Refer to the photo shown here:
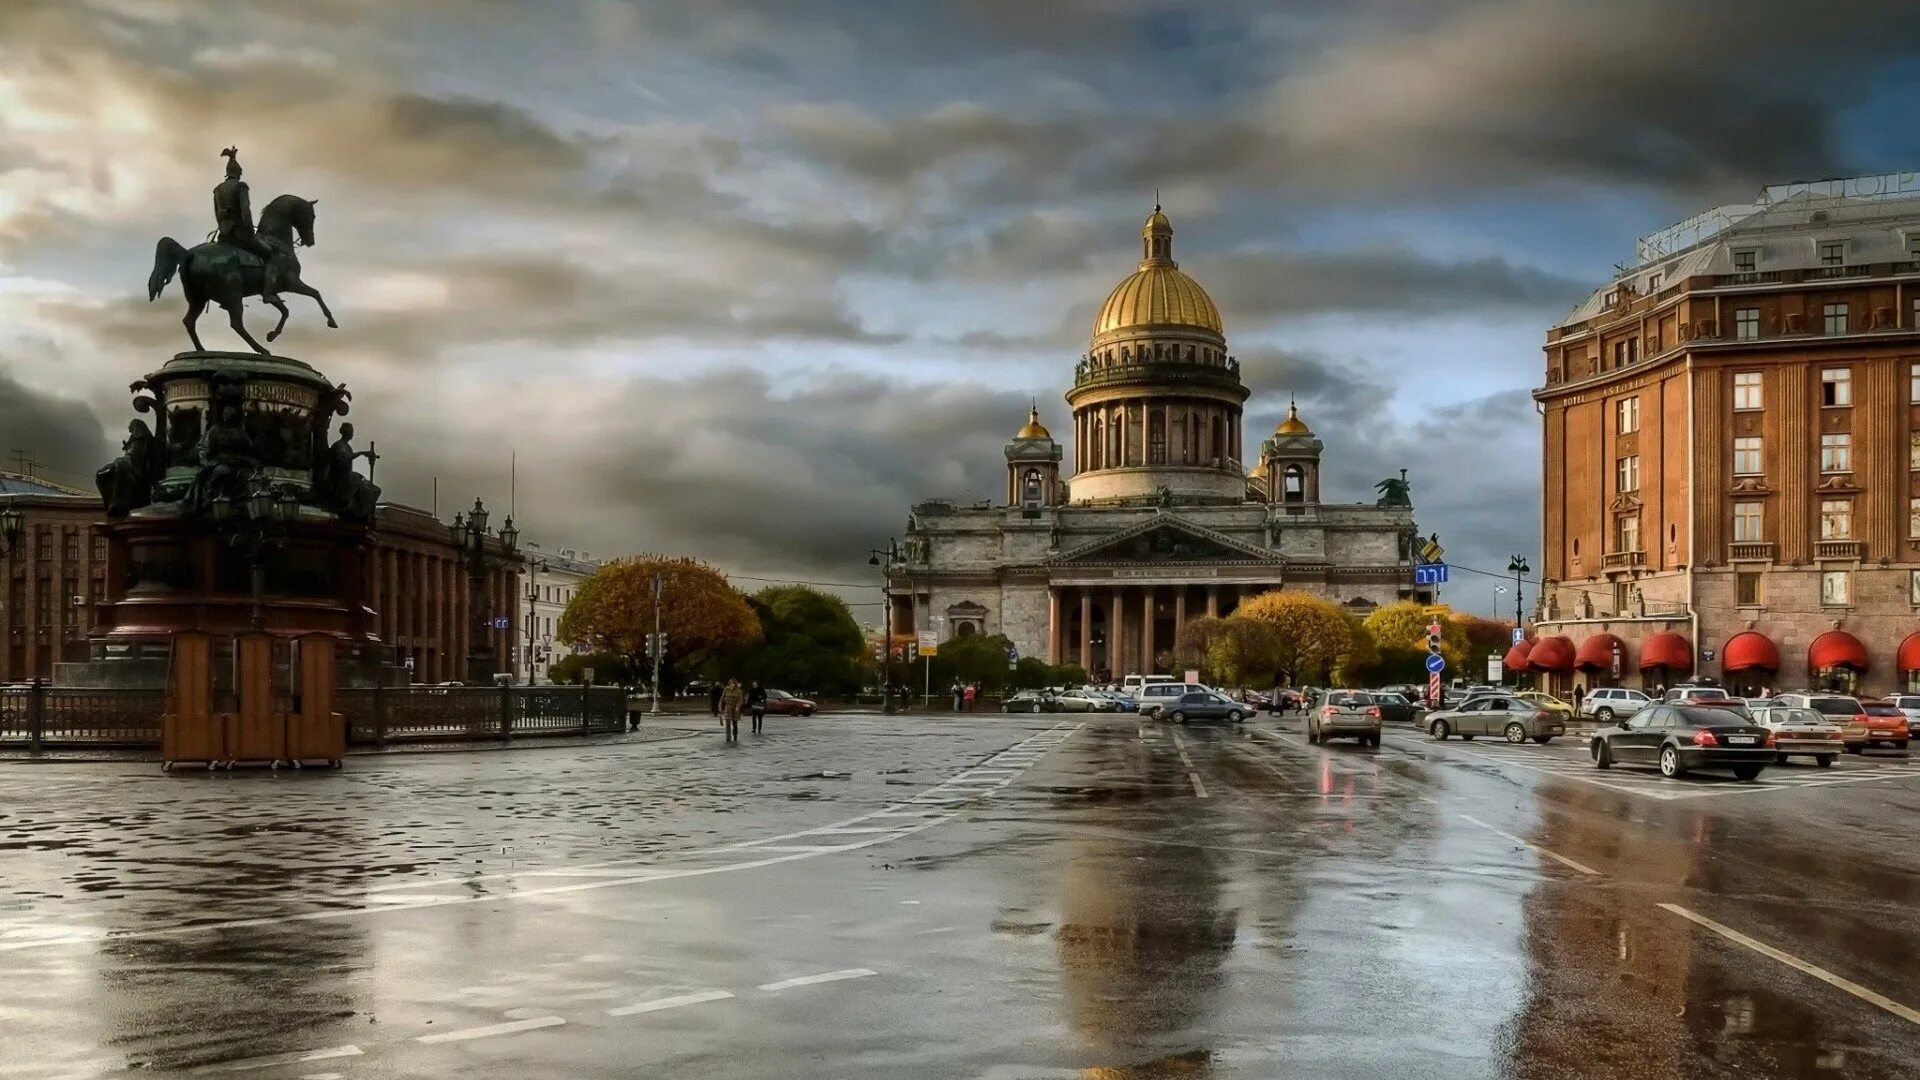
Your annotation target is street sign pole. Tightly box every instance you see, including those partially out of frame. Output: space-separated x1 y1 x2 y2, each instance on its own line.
649 572 663 716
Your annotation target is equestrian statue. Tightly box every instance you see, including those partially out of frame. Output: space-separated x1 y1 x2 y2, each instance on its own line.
147 148 337 355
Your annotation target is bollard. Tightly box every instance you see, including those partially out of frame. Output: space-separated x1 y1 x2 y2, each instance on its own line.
372 682 389 747
28 677 46 754
499 683 513 740
580 685 592 732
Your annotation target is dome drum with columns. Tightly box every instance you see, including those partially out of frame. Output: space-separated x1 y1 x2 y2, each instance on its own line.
887 206 1425 681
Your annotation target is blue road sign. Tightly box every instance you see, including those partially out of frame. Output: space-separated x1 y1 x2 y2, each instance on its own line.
1005 643 1019 661
1414 563 1449 585
1511 627 1525 646
492 616 510 630
1425 653 1447 674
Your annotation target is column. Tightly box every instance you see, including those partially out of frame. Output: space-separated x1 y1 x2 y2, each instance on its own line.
1079 590 1092 674
1047 588 1062 664
1174 588 1187 641
1110 585 1126 676
1141 587 1157 673
1205 585 1219 618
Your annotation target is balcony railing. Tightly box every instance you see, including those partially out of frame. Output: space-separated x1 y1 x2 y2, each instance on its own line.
1728 541 1774 561
1817 540 1864 559
1602 550 1646 569
1807 264 1871 280
1714 271 1781 286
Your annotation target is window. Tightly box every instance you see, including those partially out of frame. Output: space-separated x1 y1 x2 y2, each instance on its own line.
1617 514 1640 552
1616 396 1640 434
1819 241 1845 266
1822 368 1851 406
1823 302 1849 335
1733 501 1764 541
1647 272 1662 291
1616 455 1640 492
1913 362 1920 402
1735 308 1760 341
1822 570 1851 607
1737 571 1762 606
1733 436 1763 475
1820 433 1851 473
1912 296 1920 330
1732 371 1763 409
1604 288 1619 307
1911 497 1920 539
1733 249 1757 273
1911 431 1920 470
1820 498 1852 540
1912 570 1920 607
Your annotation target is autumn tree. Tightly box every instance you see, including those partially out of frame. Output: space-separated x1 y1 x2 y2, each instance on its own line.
737 585 865 695
1332 612 1379 687
558 556 761 686
1230 590 1352 685
1170 616 1232 683
1363 600 1469 681
1454 613 1517 663
1205 618 1283 688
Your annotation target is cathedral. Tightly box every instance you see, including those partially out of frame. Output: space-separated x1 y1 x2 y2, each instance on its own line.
889 207 1426 678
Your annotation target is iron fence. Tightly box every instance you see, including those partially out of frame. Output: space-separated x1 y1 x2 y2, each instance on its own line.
0 682 629 751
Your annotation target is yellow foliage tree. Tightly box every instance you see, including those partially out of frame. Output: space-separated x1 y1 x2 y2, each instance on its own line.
1230 590 1352 685
1332 612 1378 687
1363 600 1471 677
1205 618 1283 688
558 555 761 675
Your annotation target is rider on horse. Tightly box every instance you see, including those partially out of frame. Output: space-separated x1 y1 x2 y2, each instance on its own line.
212 148 286 306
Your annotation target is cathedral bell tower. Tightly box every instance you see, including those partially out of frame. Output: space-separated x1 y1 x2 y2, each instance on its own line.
1258 400 1322 509
1005 403 1063 508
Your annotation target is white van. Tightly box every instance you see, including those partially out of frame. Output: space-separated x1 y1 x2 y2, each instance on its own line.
1136 682 1204 717
1122 674 1177 699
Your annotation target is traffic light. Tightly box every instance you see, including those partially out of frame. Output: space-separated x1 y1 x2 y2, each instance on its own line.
1426 622 1442 654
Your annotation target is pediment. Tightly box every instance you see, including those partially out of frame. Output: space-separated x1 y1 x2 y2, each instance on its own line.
1048 514 1278 565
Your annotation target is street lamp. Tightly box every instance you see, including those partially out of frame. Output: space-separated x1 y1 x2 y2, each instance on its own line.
868 538 901 714
523 558 547 685
1506 554 1530 628
455 498 520 684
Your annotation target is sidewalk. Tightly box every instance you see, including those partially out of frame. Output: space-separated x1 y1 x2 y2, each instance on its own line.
0 724 707 765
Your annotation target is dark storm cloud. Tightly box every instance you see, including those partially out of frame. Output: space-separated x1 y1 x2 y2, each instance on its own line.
0 367 111 483
1207 250 1585 322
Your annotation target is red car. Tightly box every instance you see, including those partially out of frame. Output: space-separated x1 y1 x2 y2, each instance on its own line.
760 689 817 717
1845 699 1910 753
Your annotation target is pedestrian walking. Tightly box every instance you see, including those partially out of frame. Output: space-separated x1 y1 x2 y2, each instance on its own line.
747 681 768 734
1572 684 1585 710
708 681 723 717
963 683 977 712
951 680 963 712
719 677 744 742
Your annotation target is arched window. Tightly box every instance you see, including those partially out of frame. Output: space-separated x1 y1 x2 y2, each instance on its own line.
1022 468 1043 505
955 622 978 638
1092 416 1106 469
1148 410 1166 465
1283 464 1305 503
1210 416 1224 465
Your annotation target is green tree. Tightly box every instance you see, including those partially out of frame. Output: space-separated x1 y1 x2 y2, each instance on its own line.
1011 656 1053 689
1363 601 1469 681
559 556 761 682
737 585 865 695
1050 662 1089 686
1232 590 1353 685
1206 618 1283 688
933 633 1017 693
1170 616 1231 684
1333 612 1379 687
548 650 635 686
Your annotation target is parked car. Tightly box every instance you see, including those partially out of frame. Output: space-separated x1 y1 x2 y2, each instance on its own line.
1745 703 1843 766
1055 689 1117 713
1577 686 1651 723
1138 682 1200 718
1001 690 1059 714
1771 692 1863 742
1845 699 1912 754
1160 690 1250 725
1122 674 1178 699
1662 684 1737 705
1516 690 1576 717
1308 690 1383 746
1367 690 1424 725
1086 689 1137 712
761 689 816 716
1590 703 1775 780
1425 694 1565 743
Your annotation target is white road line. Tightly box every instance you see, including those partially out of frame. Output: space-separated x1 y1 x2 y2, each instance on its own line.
1458 814 1599 876
757 968 878 992
194 1045 362 1073
415 1016 566 1044
1187 771 1210 799
607 989 734 1016
1659 903 1920 1025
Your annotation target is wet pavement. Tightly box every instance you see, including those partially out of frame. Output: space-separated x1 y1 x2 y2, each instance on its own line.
2 713 1918 1078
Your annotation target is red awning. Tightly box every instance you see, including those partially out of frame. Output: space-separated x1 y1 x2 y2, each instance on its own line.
1638 632 1693 672
1503 639 1533 672
1722 631 1780 673
1574 633 1627 671
1528 635 1576 673
1808 630 1869 673
1899 633 1920 673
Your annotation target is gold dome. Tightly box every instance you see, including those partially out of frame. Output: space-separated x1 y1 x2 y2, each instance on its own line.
1091 205 1224 338
1016 402 1052 440
1274 400 1311 435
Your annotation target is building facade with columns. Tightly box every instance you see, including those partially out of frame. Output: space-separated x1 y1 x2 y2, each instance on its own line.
1532 175 1920 697
520 541 601 684
887 208 1425 679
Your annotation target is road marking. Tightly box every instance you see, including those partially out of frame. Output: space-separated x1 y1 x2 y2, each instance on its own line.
757 968 877 991
1458 814 1598 876
1659 903 1920 1025
1187 771 1210 798
607 989 734 1016
194 1045 362 1073
416 1016 566 1044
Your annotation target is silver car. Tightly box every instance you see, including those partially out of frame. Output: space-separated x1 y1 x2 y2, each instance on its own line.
1427 694 1567 744
1746 703 1843 766
1054 689 1116 713
1309 690 1382 747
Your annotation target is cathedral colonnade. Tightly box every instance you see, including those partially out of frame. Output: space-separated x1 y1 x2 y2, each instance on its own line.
1046 582 1278 680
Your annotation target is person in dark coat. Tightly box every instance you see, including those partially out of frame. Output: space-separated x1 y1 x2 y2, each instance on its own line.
747 682 768 734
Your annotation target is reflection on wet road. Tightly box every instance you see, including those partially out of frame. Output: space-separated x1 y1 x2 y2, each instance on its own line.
2 714 1917 1078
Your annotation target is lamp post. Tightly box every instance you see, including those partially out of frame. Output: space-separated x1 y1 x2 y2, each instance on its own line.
649 571 663 716
1506 554 1530 629
455 498 519 684
868 538 901 715
523 559 546 685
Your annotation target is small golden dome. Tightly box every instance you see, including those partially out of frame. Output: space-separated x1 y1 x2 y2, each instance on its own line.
1016 402 1051 440
1248 458 1269 480
1274 400 1311 435
1091 204 1223 338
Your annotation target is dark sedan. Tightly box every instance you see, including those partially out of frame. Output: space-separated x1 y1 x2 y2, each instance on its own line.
1367 690 1423 725
1591 703 1775 780
1161 691 1251 724
1001 690 1060 714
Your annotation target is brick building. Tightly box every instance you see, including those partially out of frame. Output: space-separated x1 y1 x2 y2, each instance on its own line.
1 479 518 683
1533 174 1920 697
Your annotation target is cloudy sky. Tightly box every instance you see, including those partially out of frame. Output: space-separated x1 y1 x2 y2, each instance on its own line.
5 0 1919 618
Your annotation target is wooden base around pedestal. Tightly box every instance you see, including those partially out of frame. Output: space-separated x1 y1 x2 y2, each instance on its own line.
160 630 345 771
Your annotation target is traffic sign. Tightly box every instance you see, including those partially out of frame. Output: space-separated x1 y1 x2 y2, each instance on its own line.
492 615 510 630
917 630 939 657
1511 627 1525 646
1413 563 1448 585
1005 643 1019 661
1425 653 1446 674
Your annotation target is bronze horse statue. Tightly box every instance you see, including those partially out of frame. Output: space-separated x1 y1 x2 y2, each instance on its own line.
147 194 337 355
